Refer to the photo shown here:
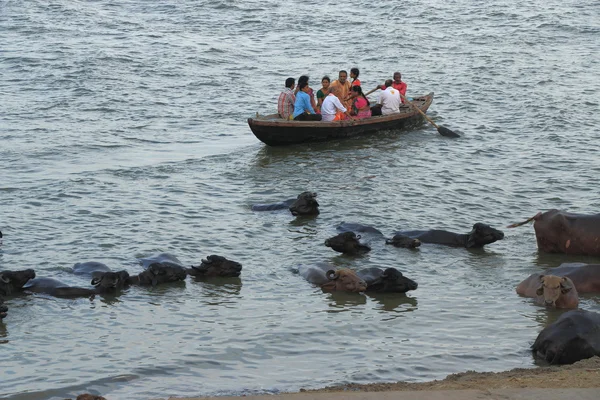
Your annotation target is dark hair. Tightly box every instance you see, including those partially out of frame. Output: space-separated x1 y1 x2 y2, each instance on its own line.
350 68 360 79
384 79 393 88
321 76 330 83
298 75 309 85
339 70 347 76
285 77 295 88
351 85 370 106
298 82 309 91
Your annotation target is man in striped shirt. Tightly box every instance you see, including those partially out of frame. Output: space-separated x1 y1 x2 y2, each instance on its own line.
277 77 296 120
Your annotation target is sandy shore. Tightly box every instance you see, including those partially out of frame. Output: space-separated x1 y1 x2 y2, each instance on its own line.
170 357 600 400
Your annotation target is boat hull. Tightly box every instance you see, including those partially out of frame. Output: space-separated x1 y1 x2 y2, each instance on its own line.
247 92 434 146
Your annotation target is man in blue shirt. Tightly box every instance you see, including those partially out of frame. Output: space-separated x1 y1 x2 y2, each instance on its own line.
293 82 322 121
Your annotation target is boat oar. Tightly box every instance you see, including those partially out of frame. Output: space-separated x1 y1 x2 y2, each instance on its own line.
398 93 460 138
365 87 380 97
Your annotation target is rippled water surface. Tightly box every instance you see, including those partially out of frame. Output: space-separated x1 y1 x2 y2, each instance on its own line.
1 0 600 399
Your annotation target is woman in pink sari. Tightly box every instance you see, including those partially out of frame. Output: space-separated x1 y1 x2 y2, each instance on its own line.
349 85 372 119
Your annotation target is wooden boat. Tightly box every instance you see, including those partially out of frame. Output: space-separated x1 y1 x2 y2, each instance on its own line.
248 92 434 146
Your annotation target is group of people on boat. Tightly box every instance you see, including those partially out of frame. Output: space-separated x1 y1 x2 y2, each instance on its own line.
277 68 408 122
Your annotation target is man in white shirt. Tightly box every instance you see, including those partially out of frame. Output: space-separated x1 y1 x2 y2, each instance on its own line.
377 79 401 115
320 86 353 122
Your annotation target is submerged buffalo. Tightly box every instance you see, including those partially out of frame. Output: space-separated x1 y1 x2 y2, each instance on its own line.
297 264 367 293
187 255 242 278
532 309 600 365
252 191 320 216
516 274 579 309
395 222 504 248
509 209 600 256
517 263 600 294
385 234 421 249
336 222 383 235
0 269 36 321
356 267 418 293
24 270 130 298
324 232 371 255
130 262 187 286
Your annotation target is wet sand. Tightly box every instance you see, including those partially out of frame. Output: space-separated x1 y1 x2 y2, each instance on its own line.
170 357 600 400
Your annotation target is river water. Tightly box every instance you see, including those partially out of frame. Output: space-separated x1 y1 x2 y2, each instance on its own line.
1 1 599 399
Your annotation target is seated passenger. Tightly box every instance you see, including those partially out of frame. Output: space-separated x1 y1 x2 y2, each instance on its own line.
293 82 322 121
316 76 331 112
320 86 354 122
277 77 296 120
350 67 361 87
371 79 401 116
295 75 318 112
349 85 371 119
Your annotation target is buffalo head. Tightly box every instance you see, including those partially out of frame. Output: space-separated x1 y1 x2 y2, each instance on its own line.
289 191 320 216
536 275 574 307
188 255 242 278
321 268 367 293
385 234 421 249
91 270 131 292
0 269 36 296
137 263 187 286
324 232 371 254
378 268 418 293
466 223 504 248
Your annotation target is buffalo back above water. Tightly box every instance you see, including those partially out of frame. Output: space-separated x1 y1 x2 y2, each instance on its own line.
517 263 600 294
532 309 600 365
133 263 187 286
398 222 504 248
533 209 600 256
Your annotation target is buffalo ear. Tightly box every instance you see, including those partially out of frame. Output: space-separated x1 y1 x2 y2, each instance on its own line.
326 270 338 281
560 277 573 293
536 286 544 296
0 274 10 284
91 277 101 286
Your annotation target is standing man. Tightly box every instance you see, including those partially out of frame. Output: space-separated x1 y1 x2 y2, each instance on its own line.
278 77 296 120
377 79 401 115
329 70 352 110
371 71 408 103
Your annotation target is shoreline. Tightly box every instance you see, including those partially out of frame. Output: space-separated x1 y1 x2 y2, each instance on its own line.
170 357 600 399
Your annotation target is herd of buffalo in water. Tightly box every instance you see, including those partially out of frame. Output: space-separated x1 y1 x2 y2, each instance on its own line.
2 192 600 370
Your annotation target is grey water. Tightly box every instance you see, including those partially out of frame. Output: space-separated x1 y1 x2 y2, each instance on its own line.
1 0 599 399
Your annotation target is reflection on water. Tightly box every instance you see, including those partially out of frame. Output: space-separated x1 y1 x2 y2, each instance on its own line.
368 293 418 313
325 292 368 309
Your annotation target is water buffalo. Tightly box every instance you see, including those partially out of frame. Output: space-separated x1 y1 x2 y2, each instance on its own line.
0 269 36 296
532 309 600 364
324 232 371 255
517 263 600 294
252 191 320 216
186 255 242 278
23 270 130 298
385 234 421 249
395 223 504 248
297 264 367 293
509 210 600 256
129 262 187 286
516 274 579 308
139 253 184 269
356 267 418 293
